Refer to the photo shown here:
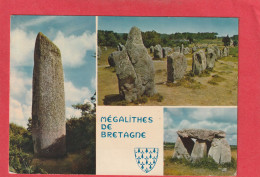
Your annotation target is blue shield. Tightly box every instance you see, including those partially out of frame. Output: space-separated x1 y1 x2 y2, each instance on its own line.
134 148 159 173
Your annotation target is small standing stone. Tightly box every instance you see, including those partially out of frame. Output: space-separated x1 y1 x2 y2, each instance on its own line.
154 44 163 59
192 50 207 75
167 52 187 82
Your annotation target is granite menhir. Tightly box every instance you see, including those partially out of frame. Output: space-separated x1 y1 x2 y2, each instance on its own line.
32 32 66 157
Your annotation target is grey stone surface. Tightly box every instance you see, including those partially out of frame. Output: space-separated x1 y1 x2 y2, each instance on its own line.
117 43 125 51
181 44 184 53
173 137 194 160
192 50 207 75
191 140 208 161
104 46 107 51
208 138 232 164
163 47 173 58
183 47 190 55
177 129 226 141
174 46 180 53
192 46 197 53
32 32 66 157
206 48 217 69
150 46 154 53
114 26 156 102
167 52 187 82
223 47 229 57
108 51 121 67
154 44 163 59
213 46 221 59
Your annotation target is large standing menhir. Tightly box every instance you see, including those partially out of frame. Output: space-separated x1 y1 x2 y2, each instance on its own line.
32 32 66 157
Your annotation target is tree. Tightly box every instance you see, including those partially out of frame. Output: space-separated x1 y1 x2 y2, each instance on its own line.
222 35 231 46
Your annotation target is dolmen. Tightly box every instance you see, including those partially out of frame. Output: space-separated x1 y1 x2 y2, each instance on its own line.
111 27 156 102
173 129 231 164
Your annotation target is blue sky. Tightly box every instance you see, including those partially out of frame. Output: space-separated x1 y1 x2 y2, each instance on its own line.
99 17 238 37
164 108 237 145
10 16 96 127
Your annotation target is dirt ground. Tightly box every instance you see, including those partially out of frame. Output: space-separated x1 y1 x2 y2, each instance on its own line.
98 47 238 106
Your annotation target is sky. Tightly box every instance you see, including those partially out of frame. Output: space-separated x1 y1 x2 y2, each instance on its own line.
164 107 237 145
10 16 96 127
99 17 238 37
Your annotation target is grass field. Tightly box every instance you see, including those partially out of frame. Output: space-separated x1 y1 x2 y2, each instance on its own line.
164 143 237 176
98 44 238 106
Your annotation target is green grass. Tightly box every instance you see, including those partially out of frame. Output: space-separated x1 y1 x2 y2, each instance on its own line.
229 46 238 57
167 75 203 89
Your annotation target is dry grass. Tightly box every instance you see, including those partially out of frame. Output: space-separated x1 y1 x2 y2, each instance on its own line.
98 42 238 106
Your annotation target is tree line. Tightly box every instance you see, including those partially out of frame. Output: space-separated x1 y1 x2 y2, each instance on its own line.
98 30 238 48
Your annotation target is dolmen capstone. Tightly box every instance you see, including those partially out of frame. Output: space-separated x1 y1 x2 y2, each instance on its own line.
163 47 173 58
206 48 217 69
167 52 187 82
113 27 156 102
192 50 207 75
154 44 163 59
173 129 231 164
32 32 66 157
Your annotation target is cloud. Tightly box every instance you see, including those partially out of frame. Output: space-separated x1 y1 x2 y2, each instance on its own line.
53 31 96 68
10 29 35 67
66 106 81 119
65 81 92 105
9 98 30 127
91 76 96 89
20 16 58 29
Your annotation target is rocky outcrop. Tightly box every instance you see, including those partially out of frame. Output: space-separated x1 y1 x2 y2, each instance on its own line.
32 32 66 157
167 52 187 82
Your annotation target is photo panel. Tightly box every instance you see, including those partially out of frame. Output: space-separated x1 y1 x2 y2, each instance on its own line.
9 15 97 174
97 16 238 106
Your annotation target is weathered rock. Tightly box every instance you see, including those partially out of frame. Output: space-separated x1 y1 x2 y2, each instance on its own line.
98 46 102 59
108 51 121 67
192 50 207 75
173 137 194 160
167 52 187 82
181 44 184 53
163 47 173 58
206 48 217 69
191 140 208 161
32 32 66 157
150 46 154 53
114 26 156 102
177 129 226 141
213 46 221 59
104 46 107 51
183 47 190 55
223 47 229 57
208 138 231 164
174 46 180 53
117 43 125 51
114 50 142 102
192 46 197 53
154 44 163 59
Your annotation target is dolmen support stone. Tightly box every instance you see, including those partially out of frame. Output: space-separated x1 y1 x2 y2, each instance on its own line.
113 26 156 102
173 129 231 164
192 50 207 75
154 44 163 59
32 32 66 157
167 52 187 83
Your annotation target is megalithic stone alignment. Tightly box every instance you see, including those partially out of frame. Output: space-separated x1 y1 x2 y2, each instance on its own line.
32 32 66 157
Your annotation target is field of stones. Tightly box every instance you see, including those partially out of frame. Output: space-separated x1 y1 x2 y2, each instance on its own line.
98 27 238 106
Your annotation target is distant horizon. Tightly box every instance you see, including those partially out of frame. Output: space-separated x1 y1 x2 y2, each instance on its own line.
99 17 238 37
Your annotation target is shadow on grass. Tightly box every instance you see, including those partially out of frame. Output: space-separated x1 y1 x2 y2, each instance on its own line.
103 94 128 105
